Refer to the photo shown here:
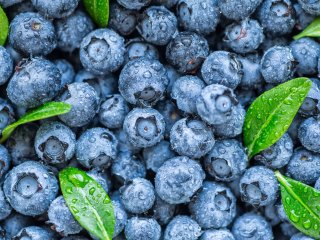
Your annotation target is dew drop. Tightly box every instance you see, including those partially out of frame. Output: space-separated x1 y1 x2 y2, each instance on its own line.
289 210 300 223
89 187 96 195
303 219 312 230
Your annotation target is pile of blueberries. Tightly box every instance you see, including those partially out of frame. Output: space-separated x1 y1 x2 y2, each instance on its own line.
0 0 320 239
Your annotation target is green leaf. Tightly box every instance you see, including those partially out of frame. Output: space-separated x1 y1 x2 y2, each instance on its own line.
83 0 109 27
0 6 9 46
243 77 312 159
275 171 320 239
59 167 115 240
294 17 320 40
0 102 71 143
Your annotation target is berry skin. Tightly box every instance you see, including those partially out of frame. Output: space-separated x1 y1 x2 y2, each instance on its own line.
218 0 262 20
224 19 264 54
200 229 235 240
55 10 94 52
56 82 100 127
0 144 11 178
125 217 161 240
143 140 176 172
189 181 237 229
196 84 238 125
254 133 293 169
171 75 205 114
152 196 176 225
114 129 141 154
164 215 202 240
31 0 79 18
87 168 111 193
0 0 24 7
109 2 137 36
155 156 205 204
98 94 130 129
257 0 296 36
0 187 12 221
287 147 320 185
53 59 75 87
201 51 243 89
170 118 215 159
9 12 56 56
290 37 320 76
3 161 58 216
76 127 118 169
298 0 320 15
2 213 32 239
299 79 320 117
47 196 82 236
137 6 178 46
291 232 317 240
294 3 315 31
239 166 279 207
120 177 155 214
12 226 56 240
112 200 128 237
298 117 320 153
315 177 320 190
117 0 151 10
80 28 125 75
204 139 248 182
176 0 220 35
232 213 273 240
123 108 165 148
260 46 296 84
119 58 168 106
7 58 61 108
0 46 13 85
34 121 76 165
166 31 209 74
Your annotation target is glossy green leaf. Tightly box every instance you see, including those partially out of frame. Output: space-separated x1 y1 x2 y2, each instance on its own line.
294 17 320 40
243 77 312 159
275 171 320 239
0 6 9 46
59 167 115 240
83 0 109 27
0 102 71 143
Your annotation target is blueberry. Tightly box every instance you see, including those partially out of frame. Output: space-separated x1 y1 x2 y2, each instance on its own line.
298 0 320 15
0 98 15 135
123 108 165 148
152 196 176 225
31 0 79 18
47 196 82 236
99 94 130 129
287 114 305 145
9 12 56 56
155 156 205 204
291 232 316 240
117 0 151 10
3 161 58 216
0 0 25 8
290 37 320 76
164 215 202 240
264 204 281 226
76 127 118 169
218 0 262 20
2 213 32 239
120 177 155 214
80 28 125 75
224 19 264 54
294 3 315 31
114 129 141 154
281 222 299 237
299 80 320 116
257 0 296 36
111 152 146 184
56 82 100 127
112 200 128 237
254 133 293 169
166 31 209 74
260 46 296 84
7 58 61 108
0 46 13 85
0 187 12 221
35 121 76 165
53 59 75 87
239 166 279 207
164 65 181 94
170 118 215 158
196 84 238 125
0 144 11 179
12 226 56 240
201 51 243 89
298 117 320 153
260 36 290 51
125 217 161 240
87 168 111 193
315 177 320 190
189 181 236 229
119 58 168 106
232 213 273 240
200 229 235 240
153 0 178 8
171 75 205 114
176 0 220 35
55 10 94 52
143 140 176 172
287 147 320 185
109 2 137 36
204 139 248 182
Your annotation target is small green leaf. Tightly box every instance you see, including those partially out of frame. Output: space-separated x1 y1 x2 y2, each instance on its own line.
83 0 109 27
275 171 320 239
294 17 320 40
243 77 312 159
0 102 71 143
0 6 9 46
59 167 115 240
